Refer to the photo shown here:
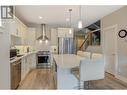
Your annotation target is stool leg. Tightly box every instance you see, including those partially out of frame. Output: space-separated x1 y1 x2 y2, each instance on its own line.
84 81 90 89
78 80 84 89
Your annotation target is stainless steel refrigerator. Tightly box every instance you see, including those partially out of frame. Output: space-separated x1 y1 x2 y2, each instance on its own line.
58 38 74 54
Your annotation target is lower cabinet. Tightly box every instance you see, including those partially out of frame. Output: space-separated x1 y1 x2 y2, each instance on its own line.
30 53 36 69
21 53 36 81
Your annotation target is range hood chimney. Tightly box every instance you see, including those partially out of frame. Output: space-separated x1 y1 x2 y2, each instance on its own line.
37 24 49 43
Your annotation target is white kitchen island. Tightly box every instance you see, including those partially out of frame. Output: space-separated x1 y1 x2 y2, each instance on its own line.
53 54 85 89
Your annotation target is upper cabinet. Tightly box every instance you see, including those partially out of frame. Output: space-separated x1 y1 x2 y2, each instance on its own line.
15 18 22 37
10 16 28 45
10 18 22 37
57 28 73 38
20 23 28 45
27 28 36 47
9 19 18 36
51 28 58 45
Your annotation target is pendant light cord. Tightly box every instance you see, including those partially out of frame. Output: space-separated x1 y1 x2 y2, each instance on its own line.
79 5 81 20
69 9 72 28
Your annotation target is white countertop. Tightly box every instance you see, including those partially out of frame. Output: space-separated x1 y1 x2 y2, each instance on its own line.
53 54 85 69
10 51 37 63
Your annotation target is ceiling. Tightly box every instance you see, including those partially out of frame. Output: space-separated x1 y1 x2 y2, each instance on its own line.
15 5 123 30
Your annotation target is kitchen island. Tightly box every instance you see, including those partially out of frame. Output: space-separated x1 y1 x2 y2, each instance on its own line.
53 54 85 89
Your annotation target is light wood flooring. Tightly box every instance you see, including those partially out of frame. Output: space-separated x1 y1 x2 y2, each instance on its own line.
84 73 127 89
18 69 127 90
18 69 56 89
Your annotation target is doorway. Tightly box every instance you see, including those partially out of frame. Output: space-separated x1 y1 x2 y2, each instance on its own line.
103 25 118 75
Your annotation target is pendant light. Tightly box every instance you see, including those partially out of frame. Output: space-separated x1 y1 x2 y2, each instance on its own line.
45 39 48 44
78 6 83 29
69 9 72 34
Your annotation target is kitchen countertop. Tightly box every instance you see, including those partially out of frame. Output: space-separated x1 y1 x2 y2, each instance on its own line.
53 54 85 89
53 54 85 69
10 51 37 63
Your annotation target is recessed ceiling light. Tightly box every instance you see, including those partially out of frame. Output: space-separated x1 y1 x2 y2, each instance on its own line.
66 18 70 22
39 16 42 19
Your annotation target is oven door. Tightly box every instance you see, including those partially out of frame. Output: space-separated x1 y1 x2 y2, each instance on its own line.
37 55 49 64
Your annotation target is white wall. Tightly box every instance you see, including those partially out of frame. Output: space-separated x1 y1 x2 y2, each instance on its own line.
101 6 127 81
29 24 51 51
86 45 102 53
34 24 51 51
35 40 51 51
34 24 51 40
0 19 10 89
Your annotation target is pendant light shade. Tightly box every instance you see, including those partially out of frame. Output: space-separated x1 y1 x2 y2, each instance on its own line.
78 20 82 29
39 39 43 43
69 28 72 34
45 39 48 44
78 6 83 29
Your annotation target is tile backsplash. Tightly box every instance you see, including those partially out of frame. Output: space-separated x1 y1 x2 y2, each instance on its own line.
15 46 35 54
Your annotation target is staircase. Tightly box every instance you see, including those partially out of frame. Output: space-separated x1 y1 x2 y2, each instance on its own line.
79 32 90 51
78 29 101 52
76 20 101 52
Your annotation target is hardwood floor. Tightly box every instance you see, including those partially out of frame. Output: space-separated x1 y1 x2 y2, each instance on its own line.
18 69 127 90
84 73 127 89
18 69 56 90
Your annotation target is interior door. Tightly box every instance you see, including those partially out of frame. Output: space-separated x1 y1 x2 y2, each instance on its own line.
104 25 117 75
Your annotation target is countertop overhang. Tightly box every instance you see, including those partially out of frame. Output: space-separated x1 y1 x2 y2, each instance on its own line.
53 54 85 69
10 51 37 63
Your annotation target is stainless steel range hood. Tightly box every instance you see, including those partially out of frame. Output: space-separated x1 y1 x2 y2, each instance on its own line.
37 24 49 41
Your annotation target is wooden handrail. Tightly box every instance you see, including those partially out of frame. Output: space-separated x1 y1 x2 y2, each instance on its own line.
79 34 89 50
78 29 100 50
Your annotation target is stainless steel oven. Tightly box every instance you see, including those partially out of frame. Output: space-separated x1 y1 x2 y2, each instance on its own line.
37 51 51 68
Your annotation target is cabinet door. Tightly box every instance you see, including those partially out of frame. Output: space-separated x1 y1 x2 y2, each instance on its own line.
57 28 66 37
20 23 26 45
51 29 58 45
10 19 17 36
58 28 73 38
15 18 24 38
15 19 20 37
31 53 36 69
24 26 28 45
65 28 73 38
27 28 36 47
21 58 26 80
26 56 29 74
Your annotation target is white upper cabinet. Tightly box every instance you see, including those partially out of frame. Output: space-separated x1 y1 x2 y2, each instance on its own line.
10 18 22 37
9 19 17 36
21 23 28 45
15 18 22 37
27 28 36 47
57 28 73 38
10 16 29 45
51 28 58 45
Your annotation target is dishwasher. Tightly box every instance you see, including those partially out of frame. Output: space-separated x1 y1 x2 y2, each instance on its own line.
11 59 21 89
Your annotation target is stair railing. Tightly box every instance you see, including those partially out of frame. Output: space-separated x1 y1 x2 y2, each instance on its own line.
79 33 90 51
